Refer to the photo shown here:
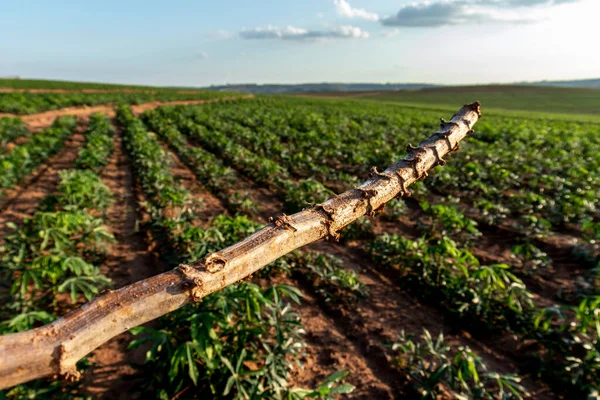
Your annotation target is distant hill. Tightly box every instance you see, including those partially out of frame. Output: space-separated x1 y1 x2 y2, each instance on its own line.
522 78 600 88
202 83 437 94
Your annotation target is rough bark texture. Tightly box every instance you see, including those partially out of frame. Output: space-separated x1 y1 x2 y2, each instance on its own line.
0 102 481 389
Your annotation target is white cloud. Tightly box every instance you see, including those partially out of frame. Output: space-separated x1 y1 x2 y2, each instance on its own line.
197 52 209 59
206 30 232 39
381 0 580 27
333 0 380 21
239 25 369 41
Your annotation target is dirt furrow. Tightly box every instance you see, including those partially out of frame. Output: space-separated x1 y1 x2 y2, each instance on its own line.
170 150 227 222
289 285 397 399
81 128 162 399
83 121 245 399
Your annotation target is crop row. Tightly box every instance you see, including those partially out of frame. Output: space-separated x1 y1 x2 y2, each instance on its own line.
0 113 116 398
0 91 231 115
0 117 29 153
148 101 600 398
0 116 77 199
117 105 356 399
177 98 600 238
142 104 537 399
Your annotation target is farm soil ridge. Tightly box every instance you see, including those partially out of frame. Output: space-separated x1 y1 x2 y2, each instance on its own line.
0 95 254 131
169 133 554 398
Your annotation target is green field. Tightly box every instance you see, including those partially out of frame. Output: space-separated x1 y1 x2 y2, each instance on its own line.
1 83 599 399
0 78 195 91
303 85 600 122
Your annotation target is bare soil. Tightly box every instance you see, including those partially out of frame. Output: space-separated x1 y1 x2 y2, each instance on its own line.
166 145 227 224
289 284 397 399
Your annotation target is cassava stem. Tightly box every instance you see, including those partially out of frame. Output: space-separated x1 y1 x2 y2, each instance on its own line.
0 102 481 389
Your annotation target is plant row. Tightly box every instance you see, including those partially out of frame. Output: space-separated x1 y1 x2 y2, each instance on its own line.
368 228 600 397
177 96 597 396
0 117 29 153
176 98 600 237
0 116 77 199
0 91 232 115
143 105 542 398
117 105 355 399
0 114 116 399
142 109 369 301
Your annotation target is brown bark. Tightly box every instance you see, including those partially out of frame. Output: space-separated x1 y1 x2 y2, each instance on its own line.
0 102 481 389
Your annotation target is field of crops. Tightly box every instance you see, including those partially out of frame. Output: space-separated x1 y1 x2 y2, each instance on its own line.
0 86 599 399
306 85 600 121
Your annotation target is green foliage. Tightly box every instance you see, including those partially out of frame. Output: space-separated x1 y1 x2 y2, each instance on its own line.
284 179 333 213
286 370 355 399
369 234 534 328
510 242 551 276
294 253 368 303
0 375 92 400
118 105 189 210
391 329 528 399
583 219 600 242
0 210 114 323
0 117 28 152
0 116 76 195
339 216 374 242
0 112 115 400
532 297 600 397
149 97 600 243
119 108 354 399
130 283 307 399
0 90 228 115
176 215 261 262
382 198 409 221
229 192 260 215
53 169 114 212
419 202 481 246
76 112 114 171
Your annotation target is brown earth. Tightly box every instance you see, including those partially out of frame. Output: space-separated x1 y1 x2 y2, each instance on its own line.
0 95 253 131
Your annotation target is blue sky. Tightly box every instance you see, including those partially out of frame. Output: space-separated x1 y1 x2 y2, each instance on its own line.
1 0 598 86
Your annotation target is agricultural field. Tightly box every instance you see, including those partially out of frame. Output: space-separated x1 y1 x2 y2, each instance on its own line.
0 79 236 115
304 85 600 122
0 83 599 400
